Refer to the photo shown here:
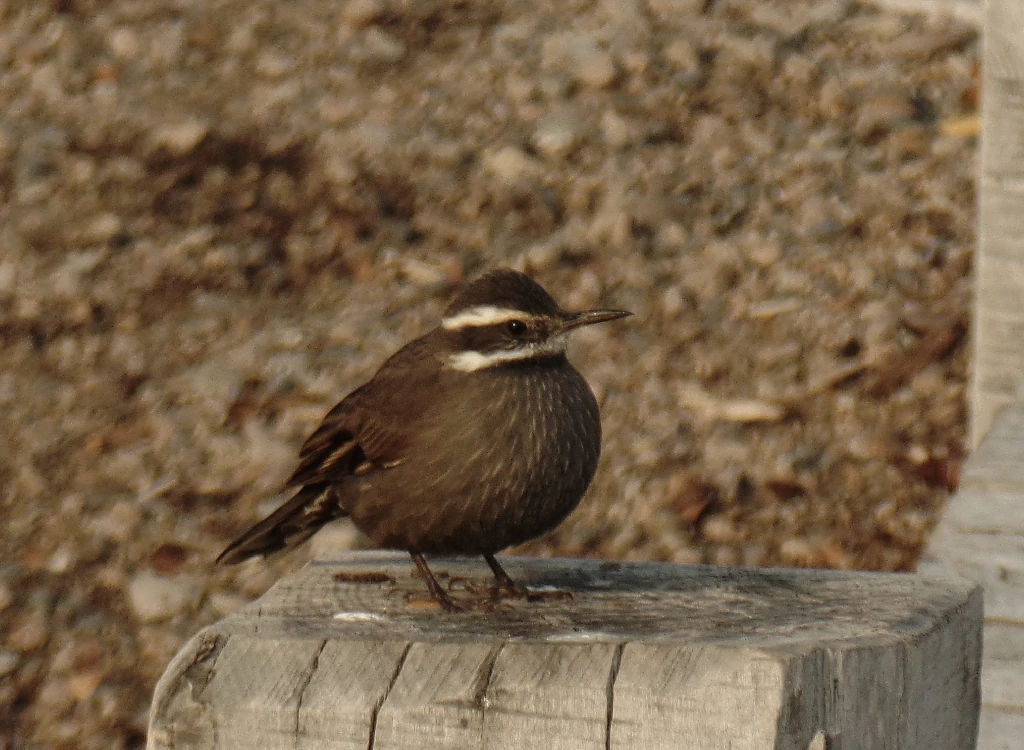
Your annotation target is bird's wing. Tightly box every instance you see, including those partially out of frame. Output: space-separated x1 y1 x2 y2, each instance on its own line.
217 338 435 565
285 384 409 488
216 399 409 565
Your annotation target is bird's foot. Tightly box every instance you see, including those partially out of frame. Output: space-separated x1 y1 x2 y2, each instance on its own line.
480 553 574 603
410 552 468 612
457 578 574 604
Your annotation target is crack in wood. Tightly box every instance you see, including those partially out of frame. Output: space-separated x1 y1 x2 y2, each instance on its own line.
183 634 227 696
605 643 624 750
474 642 504 711
185 634 227 750
367 643 412 750
293 639 327 740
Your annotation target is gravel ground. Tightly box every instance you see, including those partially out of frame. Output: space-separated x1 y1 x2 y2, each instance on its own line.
0 0 977 746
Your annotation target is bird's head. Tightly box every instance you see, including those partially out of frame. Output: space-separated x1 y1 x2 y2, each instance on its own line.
438 269 631 372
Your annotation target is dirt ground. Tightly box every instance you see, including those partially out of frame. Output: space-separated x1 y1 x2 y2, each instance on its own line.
0 0 977 746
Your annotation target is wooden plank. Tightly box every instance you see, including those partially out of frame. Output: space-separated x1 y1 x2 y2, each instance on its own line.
147 554 982 749
977 709 1024 750
973 0 1024 441
980 85 1024 179
975 178 1024 441
609 645 821 749
922 399 1024 749
984 623 1024 661
483 643 620 750
298 640 410 750
928 532 1024 574
918 558 1024 623
372 642 498 750
985 1 1024 82
928 491 1024 534
982 660 1024 709
960 404 1024 492
203 637 326 748
977 579 1024 625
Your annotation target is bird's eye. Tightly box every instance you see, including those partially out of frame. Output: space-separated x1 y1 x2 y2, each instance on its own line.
506 320 527 336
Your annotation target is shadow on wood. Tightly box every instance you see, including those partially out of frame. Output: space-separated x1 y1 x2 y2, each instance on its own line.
147 553 981 750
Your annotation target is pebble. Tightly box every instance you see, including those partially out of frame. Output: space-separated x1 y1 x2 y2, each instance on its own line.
647 0 705 18
482 145 543 184
598 0 646 26
86 502 144 543
778 538 820 566
255 51 296 79
0 652 19 678
601 109 631 149
355 29 406 65
9 610 49 652
533 114 583 159
854 96 914 140
149 120 209 155
662 39 700 73
108 28 140 60
127 571 200 623
342 0 386 27
540 33 617 89
80 212 122 245
701 515 738 545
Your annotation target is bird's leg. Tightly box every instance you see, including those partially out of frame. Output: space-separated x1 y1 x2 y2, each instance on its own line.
410 552 463 612
483 553 574 603
483 553 531 598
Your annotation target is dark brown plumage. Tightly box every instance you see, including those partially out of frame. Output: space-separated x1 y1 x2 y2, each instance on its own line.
217 269 630 609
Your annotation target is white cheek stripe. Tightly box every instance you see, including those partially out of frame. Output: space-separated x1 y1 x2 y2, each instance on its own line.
445 337 566 372
441 306 535 330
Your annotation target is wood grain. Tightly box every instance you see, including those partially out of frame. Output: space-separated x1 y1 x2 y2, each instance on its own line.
374 642 498 750
484 643 620 750
298 640 410 750
985 1 1024 82
923 403 1024 750
148 554 981 749
974 0 1024 442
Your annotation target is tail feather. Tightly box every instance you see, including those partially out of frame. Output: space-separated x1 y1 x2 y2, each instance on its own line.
216 484 344 565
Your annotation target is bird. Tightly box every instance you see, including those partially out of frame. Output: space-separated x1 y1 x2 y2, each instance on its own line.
216 268 631 610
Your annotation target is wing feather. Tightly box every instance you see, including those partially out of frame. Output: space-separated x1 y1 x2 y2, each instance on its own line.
217 335 439 564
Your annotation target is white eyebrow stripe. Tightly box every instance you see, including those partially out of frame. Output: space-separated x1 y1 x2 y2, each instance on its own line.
441 306 534 330
445 337 566 372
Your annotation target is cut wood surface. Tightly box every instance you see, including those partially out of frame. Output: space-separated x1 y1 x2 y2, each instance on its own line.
148 553 981 750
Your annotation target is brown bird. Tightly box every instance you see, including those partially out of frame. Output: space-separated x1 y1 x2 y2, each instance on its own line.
217 269 630 610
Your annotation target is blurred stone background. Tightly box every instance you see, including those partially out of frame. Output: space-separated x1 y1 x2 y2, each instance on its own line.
0 0 977 746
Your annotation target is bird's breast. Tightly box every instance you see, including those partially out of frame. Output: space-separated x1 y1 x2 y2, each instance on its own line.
349 358 603 553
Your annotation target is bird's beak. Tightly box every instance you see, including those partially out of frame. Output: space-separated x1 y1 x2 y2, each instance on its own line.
560 308 633 332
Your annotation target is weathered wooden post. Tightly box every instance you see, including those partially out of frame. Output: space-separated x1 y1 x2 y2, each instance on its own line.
147 553 980 749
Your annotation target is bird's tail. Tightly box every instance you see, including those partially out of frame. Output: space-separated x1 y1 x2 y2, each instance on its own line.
216 484 344 565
